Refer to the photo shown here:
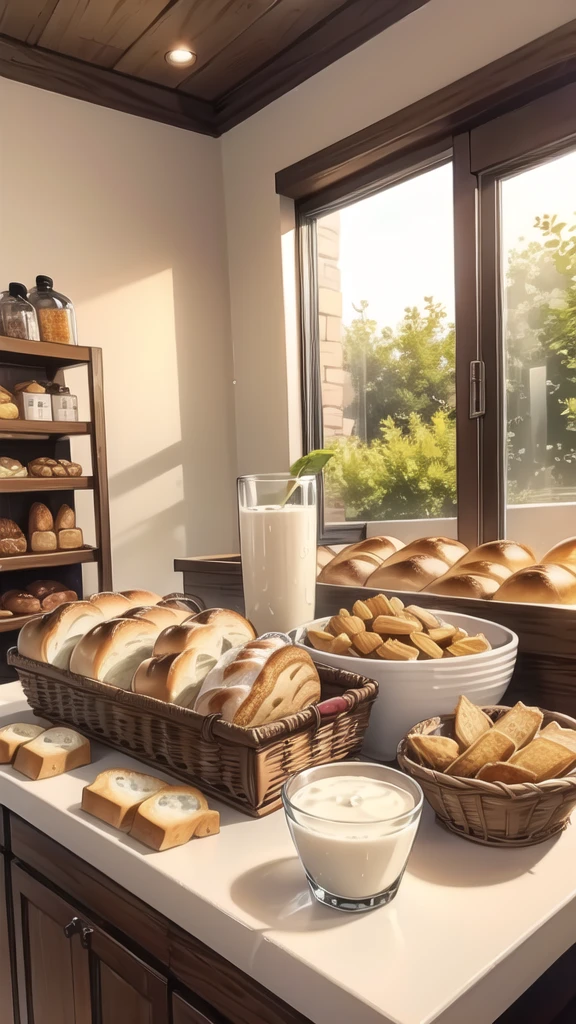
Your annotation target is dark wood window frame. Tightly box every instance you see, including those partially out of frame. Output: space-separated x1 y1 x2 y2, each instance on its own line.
278 18 576 546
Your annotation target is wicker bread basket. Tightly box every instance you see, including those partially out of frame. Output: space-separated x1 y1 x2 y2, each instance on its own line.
8 649 377 818
397 705 576 847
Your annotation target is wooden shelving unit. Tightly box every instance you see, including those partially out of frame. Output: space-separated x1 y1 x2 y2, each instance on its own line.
0 336 111 652
0 477 93 492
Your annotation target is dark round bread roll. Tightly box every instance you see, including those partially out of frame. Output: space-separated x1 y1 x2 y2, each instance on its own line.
41 590 78 611
27 580 68 601
2 591 41 615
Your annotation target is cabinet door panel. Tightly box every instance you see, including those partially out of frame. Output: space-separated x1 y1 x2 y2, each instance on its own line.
90 926 169 1024
11 863 91 1024
0 853 14 1024
173 992 225 1024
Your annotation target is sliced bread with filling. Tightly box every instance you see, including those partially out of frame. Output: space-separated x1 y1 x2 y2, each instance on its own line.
0 722 45 763
82 769 167 830
13 727 90 779
129 785 220 850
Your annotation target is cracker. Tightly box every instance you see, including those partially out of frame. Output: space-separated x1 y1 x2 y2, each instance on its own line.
446 634 492 657
493 702 543 749
389 597 405 615
373 615 422 636
476 761 537 784
308 629 352 654
410 632 444 659
351 632 383 657
445 729 515 777
405 605 441 630
408 734 460 771
327 614 365 638
428 626 457 648
374 639 418 661
454 694 493 748
541 721 576 754
510 737 576 782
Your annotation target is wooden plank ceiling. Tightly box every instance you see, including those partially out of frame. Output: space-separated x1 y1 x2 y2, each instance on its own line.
0 0 430 135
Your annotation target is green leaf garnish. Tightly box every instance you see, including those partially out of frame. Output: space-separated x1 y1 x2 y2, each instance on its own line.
290 449 334 478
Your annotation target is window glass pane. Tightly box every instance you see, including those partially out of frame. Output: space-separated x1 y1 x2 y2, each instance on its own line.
501 147 576 551
316 163 456 525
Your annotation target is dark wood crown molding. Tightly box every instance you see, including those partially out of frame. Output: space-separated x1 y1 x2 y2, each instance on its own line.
0 33 216 136
276 17 576 203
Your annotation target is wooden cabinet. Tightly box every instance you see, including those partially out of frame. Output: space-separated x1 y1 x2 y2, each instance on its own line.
173 992 224 1024
11 863 168 1024
0 852 15 1024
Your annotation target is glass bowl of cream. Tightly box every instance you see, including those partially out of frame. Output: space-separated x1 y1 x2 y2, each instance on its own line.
282 762 423 913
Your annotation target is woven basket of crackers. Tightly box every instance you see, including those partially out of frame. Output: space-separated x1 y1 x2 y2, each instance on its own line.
397 696 576 846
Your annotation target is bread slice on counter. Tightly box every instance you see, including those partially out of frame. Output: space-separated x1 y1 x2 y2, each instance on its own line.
82 769 167 830
13 727 90 780
129 785 220 850
18 601 104 668
0 723 45 763
195 637 321 727
133 627 225 706
122 605 180 630
69 618 158 689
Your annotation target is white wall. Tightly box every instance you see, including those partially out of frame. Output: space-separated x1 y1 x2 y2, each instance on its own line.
222 0 576 477
0 79 237 595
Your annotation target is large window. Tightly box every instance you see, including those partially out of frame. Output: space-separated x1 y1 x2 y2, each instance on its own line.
298 75 576 552
316 164 456 528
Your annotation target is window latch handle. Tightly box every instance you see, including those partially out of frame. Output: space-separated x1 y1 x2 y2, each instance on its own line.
469 360 485 418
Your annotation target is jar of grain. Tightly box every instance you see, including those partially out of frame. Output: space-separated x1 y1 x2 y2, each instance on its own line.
28 275 77 345
0 282 40 340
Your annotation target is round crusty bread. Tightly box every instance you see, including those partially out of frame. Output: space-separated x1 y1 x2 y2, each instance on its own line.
542 537 576 567
456 540 535 573
18 601 104 668
69 617 159 689
366 554 449 592
317 551 387 586
188 608 256 647
195 637 321 727
133 629 224 706
27 580 68 601
29 502 53 533
2 590 41 615
89 592 133 618
120 589 163 607
424 572 501 599
378 536 468 569
493 563 576 605
41 589 77 612
121 605 179 629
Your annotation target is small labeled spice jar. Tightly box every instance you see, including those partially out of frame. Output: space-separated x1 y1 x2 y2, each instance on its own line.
49 384 78 422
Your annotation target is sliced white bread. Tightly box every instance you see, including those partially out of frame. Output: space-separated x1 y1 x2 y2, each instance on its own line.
132 627 225 706
82 769 167 830
13 727 90 780
194 637 321 727
152 622 222 657
129 785 220 850
155 600 203 624
18 601 104 668
0 723 45 763
187 608 256 649
69 618 159 689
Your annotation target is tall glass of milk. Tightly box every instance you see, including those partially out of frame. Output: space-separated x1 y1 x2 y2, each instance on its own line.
283 762 423 913
238 473 317 635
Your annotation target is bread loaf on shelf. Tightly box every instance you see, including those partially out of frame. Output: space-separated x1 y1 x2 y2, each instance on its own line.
367 554 451 592
129 786 220 850
27 580 68 601
29 502 53 533
1 590 41 615
41 589 77 611
0 457 27 478
0 723 45 763
18 601 104 668
58 528 83 550
195 637 321 727
445 559 512 583
318 551 388 586
30 531 57 552
69 617 159 689
493 563 576 605
55 504 75 530
133 634 224 707
318 536 404 582
542 537 576 568
455 540 535 573
28 457 82 478
0 518 27 556
13 726 90 780
424 572 501 599
82 769 167 831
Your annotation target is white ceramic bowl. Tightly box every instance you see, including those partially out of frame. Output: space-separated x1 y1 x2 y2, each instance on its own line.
290 611 518 761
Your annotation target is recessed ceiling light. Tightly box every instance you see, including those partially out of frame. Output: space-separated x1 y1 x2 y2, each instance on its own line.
165 48 196 67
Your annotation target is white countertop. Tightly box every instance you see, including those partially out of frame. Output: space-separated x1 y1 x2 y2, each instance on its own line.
1 681 575 1024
